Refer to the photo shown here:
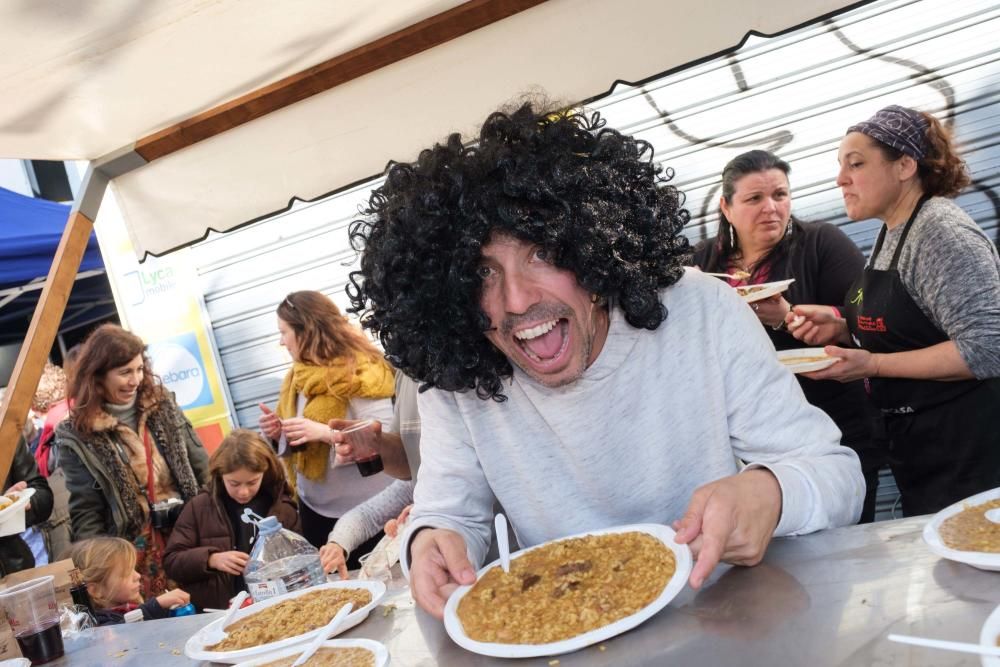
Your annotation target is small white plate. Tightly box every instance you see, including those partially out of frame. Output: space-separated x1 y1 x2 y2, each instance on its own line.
0 488 35 538
735 279 795 303
184 580 386 664
443 523 691 659
232 638 389 667
776 348 838 374
980 603 1000 667
923 486 1000 572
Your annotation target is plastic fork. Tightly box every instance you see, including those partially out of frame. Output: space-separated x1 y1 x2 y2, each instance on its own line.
202 590 248 646
291 602 354 667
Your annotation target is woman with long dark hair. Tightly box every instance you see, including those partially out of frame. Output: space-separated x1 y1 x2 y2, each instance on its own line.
693 150 879 521
58 324 209 597
257 291 395 565
788 105 1000 516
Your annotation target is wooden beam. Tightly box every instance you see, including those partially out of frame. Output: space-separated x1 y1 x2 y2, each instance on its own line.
134 0 546 161
0 210 94 483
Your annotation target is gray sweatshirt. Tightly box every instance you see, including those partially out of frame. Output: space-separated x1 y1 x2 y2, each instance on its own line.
401 269 864 572
869 196 1000 378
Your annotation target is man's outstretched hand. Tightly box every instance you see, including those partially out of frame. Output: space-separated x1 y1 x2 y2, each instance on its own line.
408 528 476 619
673 469 782 589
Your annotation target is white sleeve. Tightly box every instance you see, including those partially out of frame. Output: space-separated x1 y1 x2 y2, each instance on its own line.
715 286 865 535
347 397 394 431
399 387 495 578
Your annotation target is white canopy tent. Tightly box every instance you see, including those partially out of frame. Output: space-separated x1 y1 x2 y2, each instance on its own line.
0 0 865 478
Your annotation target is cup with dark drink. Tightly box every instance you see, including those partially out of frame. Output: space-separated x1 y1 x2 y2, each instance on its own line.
336 420 384 477
0 575 65 664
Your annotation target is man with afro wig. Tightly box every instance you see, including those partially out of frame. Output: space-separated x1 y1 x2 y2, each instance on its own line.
348 102 864 619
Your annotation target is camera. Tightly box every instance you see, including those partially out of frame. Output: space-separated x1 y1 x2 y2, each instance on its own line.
150 498 185 530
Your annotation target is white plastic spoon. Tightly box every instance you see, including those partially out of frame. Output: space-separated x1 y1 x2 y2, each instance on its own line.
203 590 249 645
889 633 1000 657
291 602 354 667
985 508 1000 523
495 514 511 574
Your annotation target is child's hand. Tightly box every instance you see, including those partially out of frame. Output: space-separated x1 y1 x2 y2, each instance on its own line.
384 505 413 538
157 588 190 610
319 542 349 581
209 550 250 575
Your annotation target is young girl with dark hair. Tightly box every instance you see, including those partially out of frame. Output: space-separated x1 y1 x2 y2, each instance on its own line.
163 429 299 611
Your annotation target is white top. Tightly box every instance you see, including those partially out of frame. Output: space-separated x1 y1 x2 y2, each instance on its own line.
280 397 395 518
402 269 864 571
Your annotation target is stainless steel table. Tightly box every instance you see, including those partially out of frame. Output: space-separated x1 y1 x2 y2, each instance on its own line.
53 516 1000 666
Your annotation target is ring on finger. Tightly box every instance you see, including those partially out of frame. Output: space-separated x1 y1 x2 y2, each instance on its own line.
752 303 759 311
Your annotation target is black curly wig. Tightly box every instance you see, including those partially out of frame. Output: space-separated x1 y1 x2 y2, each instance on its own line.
347 102 690 401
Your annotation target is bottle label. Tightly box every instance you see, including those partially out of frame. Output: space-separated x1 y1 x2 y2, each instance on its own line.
248 579 287 602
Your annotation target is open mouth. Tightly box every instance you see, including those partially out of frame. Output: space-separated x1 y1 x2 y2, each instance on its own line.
513 318 570 365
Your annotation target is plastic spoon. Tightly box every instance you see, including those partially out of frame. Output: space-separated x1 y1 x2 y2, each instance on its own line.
985 508 1000 523
291 602 354 667
495 514 511 574
202 590 249 645
888 633 1000 657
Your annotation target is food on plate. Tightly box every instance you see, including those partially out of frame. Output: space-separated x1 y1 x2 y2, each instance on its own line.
779 355 831 366
457 531 675 644
258 647 374 667
939 498 1000 552
207 588 371 652
0 495 14 511
734 285 768 297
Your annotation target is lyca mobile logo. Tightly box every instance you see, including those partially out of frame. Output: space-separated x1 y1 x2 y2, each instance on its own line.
124 266 178 306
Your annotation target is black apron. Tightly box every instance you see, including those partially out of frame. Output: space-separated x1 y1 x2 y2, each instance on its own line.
843 196 1000 516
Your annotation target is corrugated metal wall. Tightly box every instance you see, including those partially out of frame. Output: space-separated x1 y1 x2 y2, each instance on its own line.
192 0 1000 456
592 0 1000 251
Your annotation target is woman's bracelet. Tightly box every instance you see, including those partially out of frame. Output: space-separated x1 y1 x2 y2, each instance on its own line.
771 303 793 331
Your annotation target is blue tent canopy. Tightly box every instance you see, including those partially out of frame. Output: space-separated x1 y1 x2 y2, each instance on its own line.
0 186 103 289
0 186 114 350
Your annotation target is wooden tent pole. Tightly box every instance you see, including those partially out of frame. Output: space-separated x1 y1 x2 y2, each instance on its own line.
0 167 108 483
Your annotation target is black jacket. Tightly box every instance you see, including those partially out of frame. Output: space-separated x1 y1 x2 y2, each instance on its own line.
693 221 874 444
93 597 169 626
0 437 54 577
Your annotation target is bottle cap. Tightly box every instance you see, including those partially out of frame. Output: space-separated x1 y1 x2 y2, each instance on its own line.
169 602 197 617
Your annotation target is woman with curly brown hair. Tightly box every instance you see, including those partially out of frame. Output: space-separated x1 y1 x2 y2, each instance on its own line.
57 324 209 597
788 105 1000 516
256 291 395 562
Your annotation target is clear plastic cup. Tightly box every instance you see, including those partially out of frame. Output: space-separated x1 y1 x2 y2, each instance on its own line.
358 549 392 583
0 575 64 664
336 420 384 477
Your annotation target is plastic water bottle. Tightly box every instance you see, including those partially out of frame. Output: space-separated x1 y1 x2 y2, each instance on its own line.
241 509 324 602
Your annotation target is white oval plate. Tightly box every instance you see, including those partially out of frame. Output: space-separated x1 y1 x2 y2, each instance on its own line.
736 279 795 303
980 603 1000 667
184 580 386 664
0 488 35 538
923 486 1000 572
232 638 389 667
776 348 838 374
443 523 691 659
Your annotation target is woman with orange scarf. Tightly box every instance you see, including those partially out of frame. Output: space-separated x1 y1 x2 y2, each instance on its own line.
258 291 395 566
